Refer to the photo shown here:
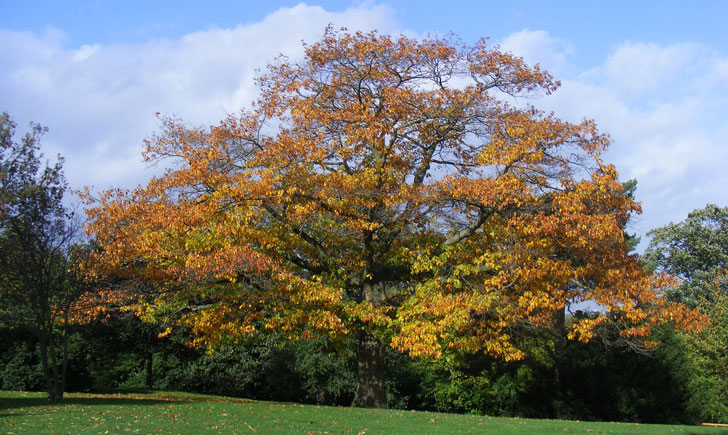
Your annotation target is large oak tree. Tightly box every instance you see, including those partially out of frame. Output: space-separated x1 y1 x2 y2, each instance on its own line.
85 29 704 407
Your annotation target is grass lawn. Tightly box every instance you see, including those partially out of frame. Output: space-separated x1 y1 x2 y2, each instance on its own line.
0 390 724 434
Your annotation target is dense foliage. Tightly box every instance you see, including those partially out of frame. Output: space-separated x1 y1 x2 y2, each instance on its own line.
0 317 712 424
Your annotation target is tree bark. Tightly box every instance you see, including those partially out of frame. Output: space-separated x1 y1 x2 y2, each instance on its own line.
38 330 54 400
351 232 389 408
351 335 388 408
60 308 70 401
145 352 154 389
38 327 63 402
61 326 68 400
551 304 566 417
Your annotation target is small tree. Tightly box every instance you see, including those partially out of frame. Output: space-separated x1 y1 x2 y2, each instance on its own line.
0 112 83 401
85 29 705 408
645 205 728 422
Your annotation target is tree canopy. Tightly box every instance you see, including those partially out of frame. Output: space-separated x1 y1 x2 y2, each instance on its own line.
84 29 705 407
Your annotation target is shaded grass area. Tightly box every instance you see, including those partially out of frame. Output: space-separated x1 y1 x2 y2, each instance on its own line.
0 390 723 434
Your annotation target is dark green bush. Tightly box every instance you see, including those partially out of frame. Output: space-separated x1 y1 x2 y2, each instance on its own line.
0 342 44 391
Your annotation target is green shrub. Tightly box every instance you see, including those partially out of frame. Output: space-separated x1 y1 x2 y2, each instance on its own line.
0 342 43 391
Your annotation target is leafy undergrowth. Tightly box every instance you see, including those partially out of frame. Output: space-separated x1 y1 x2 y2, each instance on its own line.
0 390 723 434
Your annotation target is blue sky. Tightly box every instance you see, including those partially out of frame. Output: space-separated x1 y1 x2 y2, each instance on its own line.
4 1 726 63
2 1 727 249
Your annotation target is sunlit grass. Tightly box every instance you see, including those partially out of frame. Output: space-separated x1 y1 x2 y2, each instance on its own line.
0 390 722 434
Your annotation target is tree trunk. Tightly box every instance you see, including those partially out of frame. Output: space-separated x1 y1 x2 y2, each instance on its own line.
61 327 68 400
38 330 53 399
49 330 64 401
551 305 566 417
38 327 63 401
60 309 70 401
351 335 387 408
145 352 154 389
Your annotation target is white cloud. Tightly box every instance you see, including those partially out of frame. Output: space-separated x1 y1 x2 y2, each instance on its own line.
499 29 573 75
602 42 707 98
0 3 399 193
72 43 101 62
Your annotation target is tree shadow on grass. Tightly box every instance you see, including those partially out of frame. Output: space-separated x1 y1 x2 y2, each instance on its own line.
0 390 257 417
0 397 169 416
0 391 220 417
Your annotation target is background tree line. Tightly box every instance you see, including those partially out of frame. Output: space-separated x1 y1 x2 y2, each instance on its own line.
1 301 725 424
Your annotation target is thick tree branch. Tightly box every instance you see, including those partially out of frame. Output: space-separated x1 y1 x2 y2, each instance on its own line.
437 203 493 252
